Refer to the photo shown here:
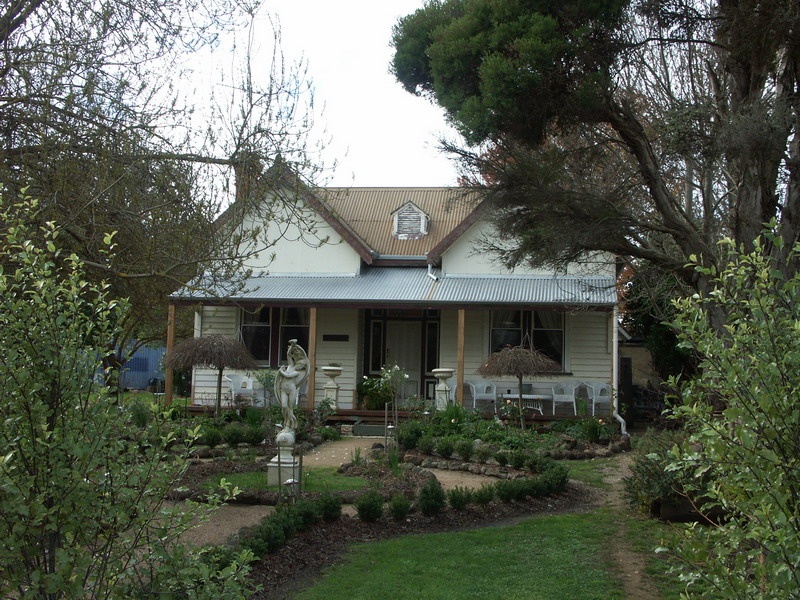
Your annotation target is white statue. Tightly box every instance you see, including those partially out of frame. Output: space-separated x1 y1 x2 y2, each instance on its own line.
273 339 309 433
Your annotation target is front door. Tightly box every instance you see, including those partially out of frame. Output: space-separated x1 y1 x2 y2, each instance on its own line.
364 309 440 399
386 321 422 399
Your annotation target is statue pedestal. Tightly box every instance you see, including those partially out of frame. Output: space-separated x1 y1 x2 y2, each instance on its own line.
268 429 300 487
432 367 454 411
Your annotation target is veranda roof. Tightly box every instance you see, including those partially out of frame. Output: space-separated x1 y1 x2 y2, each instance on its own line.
173 267 617 308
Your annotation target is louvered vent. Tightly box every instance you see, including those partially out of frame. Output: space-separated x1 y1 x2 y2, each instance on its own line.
392 202 428 240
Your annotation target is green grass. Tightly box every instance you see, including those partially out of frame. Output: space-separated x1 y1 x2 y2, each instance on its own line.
207 466 369 494
556 456 618 490
295 511 625 600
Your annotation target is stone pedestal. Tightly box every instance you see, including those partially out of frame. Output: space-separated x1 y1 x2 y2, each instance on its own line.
432 367 454 411
268 430 300 487
320 366 342 407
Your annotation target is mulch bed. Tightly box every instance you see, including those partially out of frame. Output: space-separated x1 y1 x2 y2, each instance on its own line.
247 479 599 599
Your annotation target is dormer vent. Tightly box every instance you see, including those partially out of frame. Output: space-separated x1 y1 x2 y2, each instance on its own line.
392 201 429 240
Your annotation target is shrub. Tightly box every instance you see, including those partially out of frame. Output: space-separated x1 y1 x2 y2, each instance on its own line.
286 499 321 531
396 420 424 451
241 426 264 446
473 483 495 505
199 426 223 449
389 494 412 521
317 425 341 441
242 519 287 557
508 450 527 470
317 493 343 523
494 451 509 466
661 239 800 597
473 443 494 463
494 479 523 503
623 430 687 515
454 438 474 462
417 479 446 516
222 423 246 446
540 463 569 493
417 435 435 455
525 454 553 474
354 490 384 523
130 400 152 428
243 407 264 429
446 485 473 511
434 436 455 459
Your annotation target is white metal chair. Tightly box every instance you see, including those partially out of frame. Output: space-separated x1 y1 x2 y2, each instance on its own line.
225 373 256 405
589 382 612 416
464 380 497 410
551 380 579 415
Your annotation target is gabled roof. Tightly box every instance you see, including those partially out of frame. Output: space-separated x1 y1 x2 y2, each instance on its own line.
219 160 484 266
319 187 479 264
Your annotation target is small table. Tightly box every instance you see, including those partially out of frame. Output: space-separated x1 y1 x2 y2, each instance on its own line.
498 394 553 416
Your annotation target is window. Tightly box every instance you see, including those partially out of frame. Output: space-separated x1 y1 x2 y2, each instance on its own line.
278 308 310 363
240 307 309 366
490 310 564 368
241 307 271 362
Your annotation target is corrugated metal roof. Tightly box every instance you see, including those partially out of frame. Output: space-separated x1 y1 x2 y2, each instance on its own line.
320 188 477 258
176 268 617 307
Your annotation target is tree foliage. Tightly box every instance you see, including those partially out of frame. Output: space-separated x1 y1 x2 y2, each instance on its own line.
392 0 800 294
1 1 328 352
0 197 253 598
664 235 800 597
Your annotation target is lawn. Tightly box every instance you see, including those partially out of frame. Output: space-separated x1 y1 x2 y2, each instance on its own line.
295 511 625 600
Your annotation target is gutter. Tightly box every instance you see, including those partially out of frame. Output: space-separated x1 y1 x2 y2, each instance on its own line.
612 306 628 436
427 264 439 282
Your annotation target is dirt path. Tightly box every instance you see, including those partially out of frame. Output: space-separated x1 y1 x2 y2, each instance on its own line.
599 452 661 600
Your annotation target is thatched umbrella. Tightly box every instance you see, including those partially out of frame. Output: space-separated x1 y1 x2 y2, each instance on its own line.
477 344 560 428
165 334 258 417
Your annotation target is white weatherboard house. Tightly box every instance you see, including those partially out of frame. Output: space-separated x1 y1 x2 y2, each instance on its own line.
169 165 620 418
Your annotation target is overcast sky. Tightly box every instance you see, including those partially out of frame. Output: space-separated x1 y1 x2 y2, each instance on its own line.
261 1 463 187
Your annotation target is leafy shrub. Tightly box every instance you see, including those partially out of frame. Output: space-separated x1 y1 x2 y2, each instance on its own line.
473 443 494 463
317 493 343 522
199 426 223 449
285 499 321 531
241 426 264 446
473 483 495 505
525 454 554 474
317 425 341 441
434 436 455 459
241 517 288 557
508 450 527 470
354 490 384 523
494 479 523 503
446 485 473 511
540 463 569 492
130 400 152 429
396 420 424 450
623 430 686 514
454 438 474 462
222 423 246 446
389 494 412 521
417 435 435 455
494 451 509 466
417 479 446 516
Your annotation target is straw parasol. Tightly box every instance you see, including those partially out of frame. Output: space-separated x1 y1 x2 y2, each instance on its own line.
165 334 258 417
477 343 560 428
